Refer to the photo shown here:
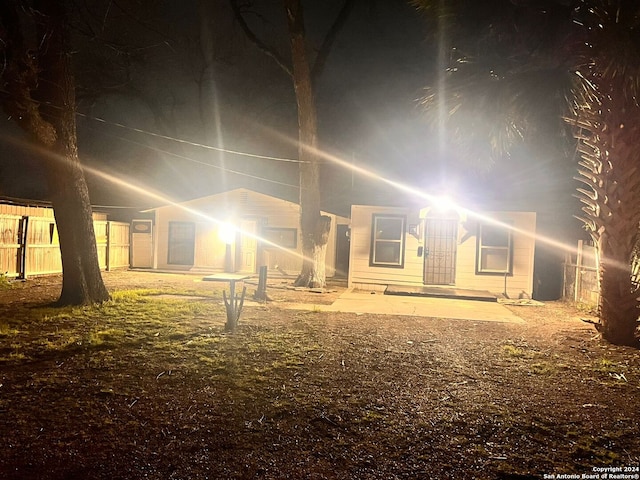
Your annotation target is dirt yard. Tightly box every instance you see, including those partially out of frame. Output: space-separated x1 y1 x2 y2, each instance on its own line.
1 270 639 479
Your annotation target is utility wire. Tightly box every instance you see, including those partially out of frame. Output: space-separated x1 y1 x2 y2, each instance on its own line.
76 111 308 163
88 126 301 190
0 87 309 164
1 89 310 195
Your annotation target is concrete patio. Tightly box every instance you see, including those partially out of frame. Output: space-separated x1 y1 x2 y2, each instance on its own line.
285 288 526 323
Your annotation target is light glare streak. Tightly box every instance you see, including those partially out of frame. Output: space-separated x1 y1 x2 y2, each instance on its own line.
85 165 309 263
3 111 609 274
0 133 309 264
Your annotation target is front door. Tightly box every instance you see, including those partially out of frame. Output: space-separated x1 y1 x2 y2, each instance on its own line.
423 218 458 285
131 219 153 268
334 224 350 278
238 219 257 273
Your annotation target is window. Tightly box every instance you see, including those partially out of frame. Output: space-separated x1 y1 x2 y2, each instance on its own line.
477 223 512 274
168 222 195 265
262 227 297 249
370 214 405 268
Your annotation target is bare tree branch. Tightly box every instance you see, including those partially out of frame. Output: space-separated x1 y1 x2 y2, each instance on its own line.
0 0 57 146
311 0 356 82
229 0 293 78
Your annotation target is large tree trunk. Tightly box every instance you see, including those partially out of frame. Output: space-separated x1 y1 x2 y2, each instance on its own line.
592 116 640 346
573 79 640 347
25 0 109 305
283 0 331 288
599 251 639 346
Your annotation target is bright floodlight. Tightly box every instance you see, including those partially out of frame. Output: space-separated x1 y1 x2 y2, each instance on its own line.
218 222 236 244
431 194 456 212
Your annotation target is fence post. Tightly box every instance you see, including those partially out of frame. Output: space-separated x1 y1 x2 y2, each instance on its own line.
19 216 29 279
106 221 111 271
574 239 583 302
254 265 268 301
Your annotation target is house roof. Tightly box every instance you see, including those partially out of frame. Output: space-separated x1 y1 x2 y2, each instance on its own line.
146 187 347 219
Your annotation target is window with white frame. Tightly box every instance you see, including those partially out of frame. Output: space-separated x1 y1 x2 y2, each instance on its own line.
370 214 405 268
477 223 512 274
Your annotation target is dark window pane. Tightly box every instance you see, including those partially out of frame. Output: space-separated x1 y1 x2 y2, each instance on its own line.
375 218 404 240
375 242 401 264
370 214 405 267
168 222 195 265
262 228 297 248
482 225 509 247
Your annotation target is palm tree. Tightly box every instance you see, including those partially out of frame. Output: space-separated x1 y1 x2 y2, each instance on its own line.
412 0 640 346
566 1 640 346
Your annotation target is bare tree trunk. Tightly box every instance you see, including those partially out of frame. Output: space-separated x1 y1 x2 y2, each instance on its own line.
230 0 354 288
50 161 110 306
283 0 331 288
38 0 109 305
1 0 110 305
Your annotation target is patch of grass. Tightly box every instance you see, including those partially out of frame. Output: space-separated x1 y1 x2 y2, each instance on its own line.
1 288 227 362
5 351 26 361
571 435 621 464
595 358 621 374
39 309 76 322
501 344 527 358
529 362 558 375
0 344 27 362
89 328 127 346
359 409 385 423
574 302 598 316
3 275 640 479
0 321 19 336
0 273 12 290
593 358 630 384
112 288 217 301
111 289 161 300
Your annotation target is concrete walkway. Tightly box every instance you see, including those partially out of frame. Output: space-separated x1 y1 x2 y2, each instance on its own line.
286 288 525 324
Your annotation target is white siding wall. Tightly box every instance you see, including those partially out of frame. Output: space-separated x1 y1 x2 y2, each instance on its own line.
349 205 536 298
349 205 424 288
454 212 536 298
152 189 347 276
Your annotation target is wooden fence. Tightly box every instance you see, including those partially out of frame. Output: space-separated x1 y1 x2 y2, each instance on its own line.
0 214 130 278
563 240 599 305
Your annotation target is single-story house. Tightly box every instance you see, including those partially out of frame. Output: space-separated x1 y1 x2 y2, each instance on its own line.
348 204 536 298
133 188 350 277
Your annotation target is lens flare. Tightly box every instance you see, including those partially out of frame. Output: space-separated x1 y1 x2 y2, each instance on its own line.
217 222 236 245
1 118 608 275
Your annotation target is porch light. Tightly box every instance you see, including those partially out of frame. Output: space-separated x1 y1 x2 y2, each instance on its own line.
431 194 456 212
218 222 236 245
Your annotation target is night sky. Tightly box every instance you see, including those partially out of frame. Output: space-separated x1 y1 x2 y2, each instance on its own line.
0 0 580 240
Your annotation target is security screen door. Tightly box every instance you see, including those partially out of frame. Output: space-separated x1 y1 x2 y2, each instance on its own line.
423 218 458 285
